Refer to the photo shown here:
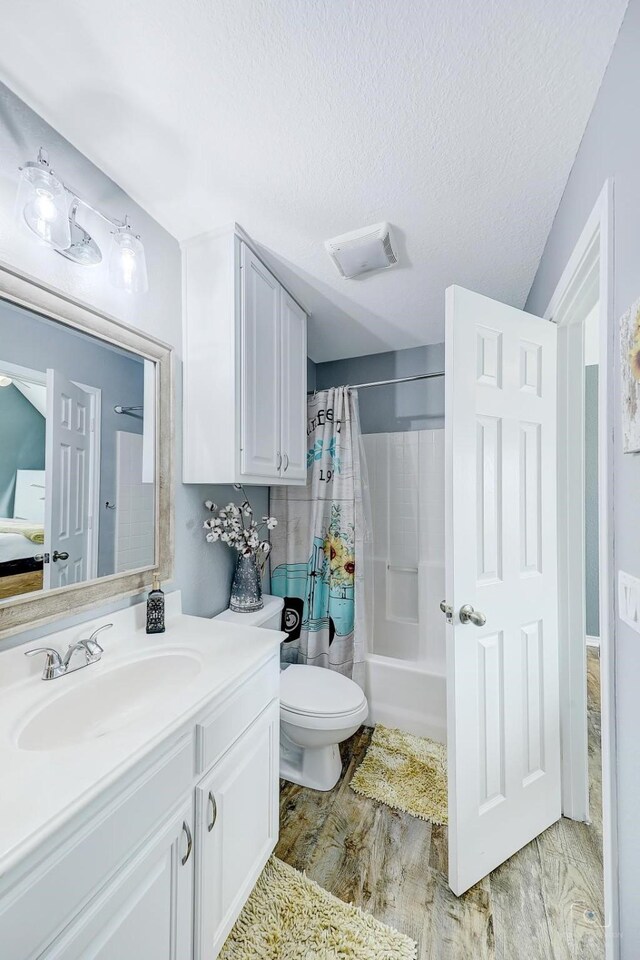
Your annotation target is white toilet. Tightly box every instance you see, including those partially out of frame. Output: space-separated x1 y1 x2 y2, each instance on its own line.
214 594 368 791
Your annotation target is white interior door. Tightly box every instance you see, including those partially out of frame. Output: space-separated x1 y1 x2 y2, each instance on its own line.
45 369 91 589
444 285 560 895
279 288 307 482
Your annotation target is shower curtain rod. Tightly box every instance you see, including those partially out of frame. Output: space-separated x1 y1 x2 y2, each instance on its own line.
307 371 444 394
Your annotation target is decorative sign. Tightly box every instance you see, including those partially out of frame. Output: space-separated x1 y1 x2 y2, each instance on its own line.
620 296 640 453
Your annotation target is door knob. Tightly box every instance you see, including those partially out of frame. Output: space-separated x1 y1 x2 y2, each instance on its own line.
439 600 453 620
52 550 69 562
459 604 486 627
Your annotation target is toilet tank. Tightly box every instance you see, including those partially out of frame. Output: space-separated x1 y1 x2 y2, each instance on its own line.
212 594 284 631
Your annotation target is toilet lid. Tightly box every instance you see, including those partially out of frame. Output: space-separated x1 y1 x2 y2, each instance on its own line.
280 665 366 717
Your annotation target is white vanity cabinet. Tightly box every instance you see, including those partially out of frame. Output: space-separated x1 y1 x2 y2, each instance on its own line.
0 647 281 960
40 797 194 960
194 700 280 959
182 224 308 485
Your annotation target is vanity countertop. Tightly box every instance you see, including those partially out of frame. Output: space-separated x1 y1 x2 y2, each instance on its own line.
0 594 283 879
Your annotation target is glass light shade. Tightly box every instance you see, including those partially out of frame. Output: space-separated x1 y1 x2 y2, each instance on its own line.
109 226 148 293
0 376 12 387
16 161 71 249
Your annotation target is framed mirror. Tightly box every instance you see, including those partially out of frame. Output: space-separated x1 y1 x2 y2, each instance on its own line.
0 262 173 639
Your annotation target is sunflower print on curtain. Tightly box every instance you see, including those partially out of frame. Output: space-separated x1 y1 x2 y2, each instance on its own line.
270 386 369 684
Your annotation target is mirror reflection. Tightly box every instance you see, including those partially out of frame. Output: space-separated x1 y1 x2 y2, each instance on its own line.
0 298 156 602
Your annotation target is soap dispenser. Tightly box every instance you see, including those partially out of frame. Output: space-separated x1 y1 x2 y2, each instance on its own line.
146 576 165 634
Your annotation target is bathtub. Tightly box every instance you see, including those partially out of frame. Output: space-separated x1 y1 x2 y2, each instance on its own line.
364 653 447 743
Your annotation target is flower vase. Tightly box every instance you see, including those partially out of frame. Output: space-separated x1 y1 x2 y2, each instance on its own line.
229 553 264 613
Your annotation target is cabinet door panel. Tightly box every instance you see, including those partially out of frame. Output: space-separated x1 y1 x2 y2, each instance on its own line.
42 798 193 960
240 243 281 478
195 699 279 960
280 290 307 482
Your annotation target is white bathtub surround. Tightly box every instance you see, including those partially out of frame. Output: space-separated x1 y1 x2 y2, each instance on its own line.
114 430 155 572
361 429 446 740
0 593 285 959
270 387 371 683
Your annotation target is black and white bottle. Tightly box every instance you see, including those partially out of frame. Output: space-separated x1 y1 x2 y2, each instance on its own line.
146 576 165 634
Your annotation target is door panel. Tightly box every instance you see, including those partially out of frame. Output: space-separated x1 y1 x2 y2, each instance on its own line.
445 285 560 896
280 289 307 481
194 700 279 960
45 370 91 589
240 243 281 478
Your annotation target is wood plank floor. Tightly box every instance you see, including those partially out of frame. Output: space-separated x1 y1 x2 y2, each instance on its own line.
276 648 603 959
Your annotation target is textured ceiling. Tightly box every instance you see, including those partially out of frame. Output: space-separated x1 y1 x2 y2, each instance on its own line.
0 0 628 361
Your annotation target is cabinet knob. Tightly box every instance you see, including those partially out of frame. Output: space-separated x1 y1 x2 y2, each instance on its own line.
208 791 217 832
181 820 193 865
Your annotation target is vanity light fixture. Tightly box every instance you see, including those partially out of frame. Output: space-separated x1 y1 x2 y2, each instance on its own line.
109 218 148 294
17 147 149 293
16 148 71 250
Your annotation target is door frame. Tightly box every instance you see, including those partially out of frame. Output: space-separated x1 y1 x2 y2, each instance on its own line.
543 180 618 957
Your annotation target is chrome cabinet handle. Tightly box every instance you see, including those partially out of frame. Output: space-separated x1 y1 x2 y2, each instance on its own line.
181 820 192 865
52 550 69 562
459 604 486 627
276 451 282 471
208 791 217 832
283 452 289 472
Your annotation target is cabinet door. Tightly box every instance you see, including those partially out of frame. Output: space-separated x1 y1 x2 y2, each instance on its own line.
279 289 308 482
194 699 279 960
41 798 194 960
240 242 282 479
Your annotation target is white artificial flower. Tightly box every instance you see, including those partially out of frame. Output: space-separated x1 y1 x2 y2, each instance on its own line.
266 517 278 529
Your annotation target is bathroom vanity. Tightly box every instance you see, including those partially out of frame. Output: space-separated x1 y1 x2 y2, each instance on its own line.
0 594 283 960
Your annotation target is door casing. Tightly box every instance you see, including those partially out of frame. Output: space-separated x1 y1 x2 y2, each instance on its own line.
544 180 617 959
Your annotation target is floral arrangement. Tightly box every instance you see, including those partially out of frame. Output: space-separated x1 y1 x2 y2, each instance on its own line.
203 484 277 568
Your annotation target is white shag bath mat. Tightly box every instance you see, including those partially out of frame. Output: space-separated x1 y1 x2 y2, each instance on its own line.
350 724 448 824
219 855 417 960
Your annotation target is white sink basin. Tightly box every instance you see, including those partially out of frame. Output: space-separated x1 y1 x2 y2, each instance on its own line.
16 652 202 752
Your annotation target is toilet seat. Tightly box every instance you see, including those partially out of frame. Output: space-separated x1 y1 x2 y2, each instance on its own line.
280 665 367 727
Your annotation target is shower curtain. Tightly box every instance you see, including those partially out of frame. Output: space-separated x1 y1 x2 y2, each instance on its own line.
270 387 370 685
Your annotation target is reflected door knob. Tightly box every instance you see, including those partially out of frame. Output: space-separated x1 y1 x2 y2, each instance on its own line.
52 550 69 562
459 604 486 627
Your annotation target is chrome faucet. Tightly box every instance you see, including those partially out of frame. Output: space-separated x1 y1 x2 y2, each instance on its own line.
25 624 113 680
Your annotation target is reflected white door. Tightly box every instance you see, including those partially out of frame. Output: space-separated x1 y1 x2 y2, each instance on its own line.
444 286 560 895
45 370 91 589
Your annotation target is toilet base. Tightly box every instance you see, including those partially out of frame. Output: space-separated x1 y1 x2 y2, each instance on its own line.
280 734 342 791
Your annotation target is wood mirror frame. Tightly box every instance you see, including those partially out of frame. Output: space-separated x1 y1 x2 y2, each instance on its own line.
0 261 173 640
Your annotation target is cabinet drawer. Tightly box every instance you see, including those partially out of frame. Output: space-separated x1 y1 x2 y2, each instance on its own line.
0 734 194 960
195 654 279 775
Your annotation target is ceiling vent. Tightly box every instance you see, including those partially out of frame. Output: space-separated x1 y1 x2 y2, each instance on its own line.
324 222 398 279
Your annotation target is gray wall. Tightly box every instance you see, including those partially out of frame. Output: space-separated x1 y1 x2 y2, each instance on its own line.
0 300 144 576
525 1 636 947
315 344 444 434
0 383 45 517
0 81 268 645
585 365 600 638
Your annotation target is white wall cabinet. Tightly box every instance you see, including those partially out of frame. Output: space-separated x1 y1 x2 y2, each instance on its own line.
195 700 279 959
182 224 308 485
1 654 280 960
